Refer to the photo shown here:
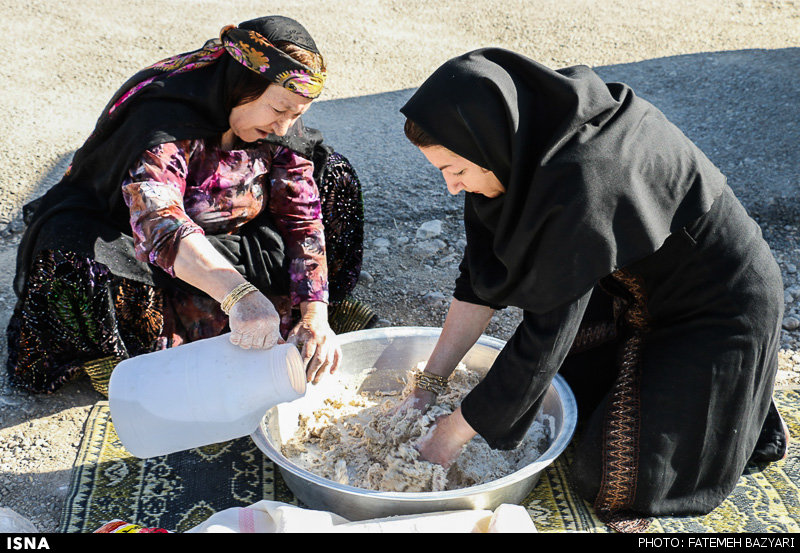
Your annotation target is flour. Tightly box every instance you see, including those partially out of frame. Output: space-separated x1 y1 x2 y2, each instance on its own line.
281 362 553 493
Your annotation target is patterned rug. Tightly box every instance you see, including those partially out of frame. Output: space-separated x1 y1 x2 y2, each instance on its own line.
60 389 800 533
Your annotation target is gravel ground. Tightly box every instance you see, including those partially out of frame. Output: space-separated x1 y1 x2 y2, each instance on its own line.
1 0 798 533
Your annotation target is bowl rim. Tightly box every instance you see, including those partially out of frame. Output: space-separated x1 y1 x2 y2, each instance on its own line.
251 325 578 501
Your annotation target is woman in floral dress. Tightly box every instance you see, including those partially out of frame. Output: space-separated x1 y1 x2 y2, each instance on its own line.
7 16 372 396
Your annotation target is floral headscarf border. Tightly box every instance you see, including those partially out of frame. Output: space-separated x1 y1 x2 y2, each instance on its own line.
220 26 326 99
108 24 325 118
108 45 226 115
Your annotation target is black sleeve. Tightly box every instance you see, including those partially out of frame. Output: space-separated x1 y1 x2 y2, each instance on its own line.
453 250 507 310
460 289 592 450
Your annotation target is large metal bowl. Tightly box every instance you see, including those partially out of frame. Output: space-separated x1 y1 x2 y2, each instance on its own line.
251 326 577 521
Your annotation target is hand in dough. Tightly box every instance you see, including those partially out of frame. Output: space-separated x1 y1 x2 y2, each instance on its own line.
415 407 478 468
393 386 437 416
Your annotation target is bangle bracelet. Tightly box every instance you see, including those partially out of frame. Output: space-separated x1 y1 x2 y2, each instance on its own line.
220 282 259 315
414 371 449 395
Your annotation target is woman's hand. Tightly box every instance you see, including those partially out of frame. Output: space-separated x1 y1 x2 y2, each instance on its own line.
416 407 477 468
394 387 437 417
172 234 285 349
287 301 341 384
228 291 283 349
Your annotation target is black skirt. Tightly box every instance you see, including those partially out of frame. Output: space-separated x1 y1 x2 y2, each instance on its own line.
564 185 786 522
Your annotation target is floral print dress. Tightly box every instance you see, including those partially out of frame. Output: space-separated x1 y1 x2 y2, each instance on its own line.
6 141 368 395
121 138 329 339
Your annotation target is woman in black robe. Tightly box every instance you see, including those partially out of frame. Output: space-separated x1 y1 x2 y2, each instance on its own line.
399 48 789 528
7 16 373 396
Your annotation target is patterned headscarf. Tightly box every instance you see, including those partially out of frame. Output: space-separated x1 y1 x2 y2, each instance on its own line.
220 23 326 99
107 16 325 118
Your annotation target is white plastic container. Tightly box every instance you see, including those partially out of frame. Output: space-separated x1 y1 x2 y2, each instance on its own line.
108 333 306 459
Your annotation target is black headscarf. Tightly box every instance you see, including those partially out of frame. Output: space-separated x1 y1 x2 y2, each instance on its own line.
401 48 725 314
14 16 330 298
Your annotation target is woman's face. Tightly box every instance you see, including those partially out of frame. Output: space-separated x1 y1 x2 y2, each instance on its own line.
419 146 506 198
228 84 313 143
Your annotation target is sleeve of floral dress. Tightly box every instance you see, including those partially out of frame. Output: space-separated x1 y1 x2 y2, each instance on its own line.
267 145 329 307
121 140 205 276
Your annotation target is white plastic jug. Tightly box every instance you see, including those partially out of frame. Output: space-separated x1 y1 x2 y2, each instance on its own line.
108 333 306 459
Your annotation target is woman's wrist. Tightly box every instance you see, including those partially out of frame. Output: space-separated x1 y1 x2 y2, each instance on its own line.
446 407 478 444
220 281 259 314
299 300 328 319
414 371 450 395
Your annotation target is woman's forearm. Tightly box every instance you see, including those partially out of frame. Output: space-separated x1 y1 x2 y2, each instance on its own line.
172 232 245 302
423 298 495 378
173 233 283 349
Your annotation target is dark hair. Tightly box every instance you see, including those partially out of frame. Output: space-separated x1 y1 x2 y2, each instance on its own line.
227 41 327 109
403 118 440 148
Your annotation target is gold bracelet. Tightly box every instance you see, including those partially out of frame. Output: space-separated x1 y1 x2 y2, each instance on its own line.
220 282 259 315
414 371 449 395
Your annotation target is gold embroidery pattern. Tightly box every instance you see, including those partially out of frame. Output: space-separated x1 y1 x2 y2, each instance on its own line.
568 321 618 354
594 269 651 532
